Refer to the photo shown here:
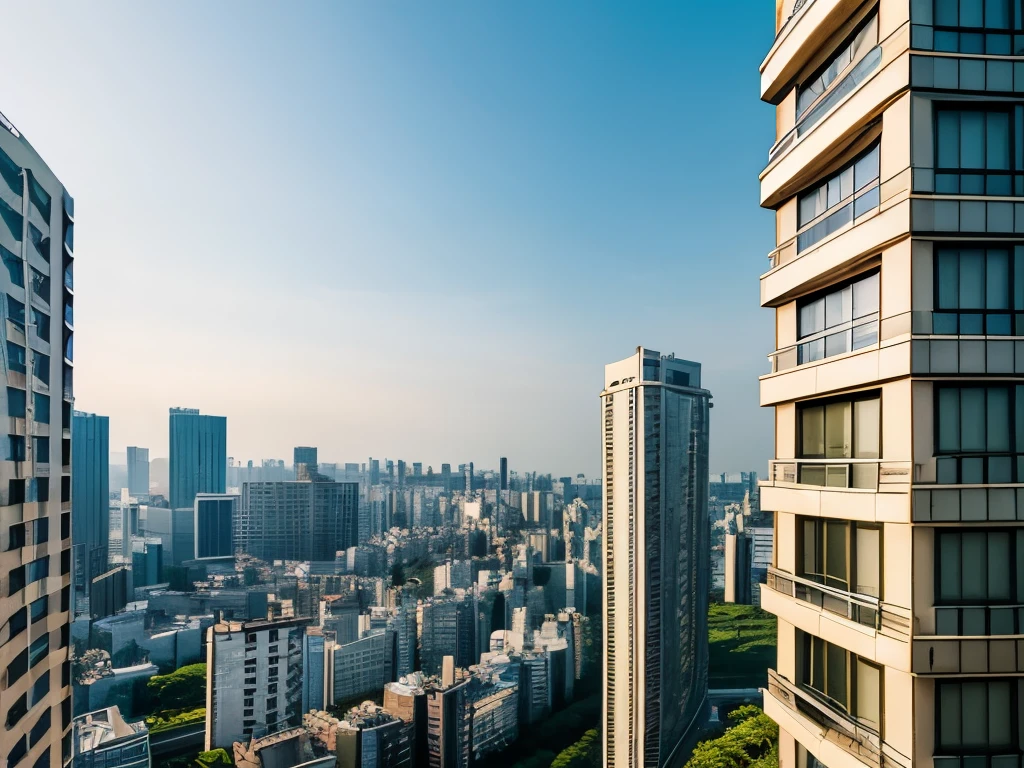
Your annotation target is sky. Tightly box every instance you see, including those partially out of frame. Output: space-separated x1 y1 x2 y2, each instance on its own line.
3 2 777 478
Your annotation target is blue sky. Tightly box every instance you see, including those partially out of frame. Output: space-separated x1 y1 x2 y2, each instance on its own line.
3 2 777 477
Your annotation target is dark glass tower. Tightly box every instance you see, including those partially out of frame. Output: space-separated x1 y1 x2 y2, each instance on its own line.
71 411 109 598
168 407 226 511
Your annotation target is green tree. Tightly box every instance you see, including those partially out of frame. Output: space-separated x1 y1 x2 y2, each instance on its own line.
551 728 601 768
391 561 406 587
147 663 207 711
685 706 778 768
196 748 232 767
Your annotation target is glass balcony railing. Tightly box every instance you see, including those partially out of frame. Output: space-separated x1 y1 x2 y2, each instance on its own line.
768 459 912 491
766 567 880 628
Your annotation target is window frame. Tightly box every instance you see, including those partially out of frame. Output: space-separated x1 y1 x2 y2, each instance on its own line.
929 0 1024 55
934 678 1021 757
797 269 881 364
934 528 1021 607
933 104 1018 195
932 244 1024 335
796 142 881 253
801 632 885 731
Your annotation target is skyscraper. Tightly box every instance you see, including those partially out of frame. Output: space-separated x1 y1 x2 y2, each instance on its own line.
499 457 508 491
236 479 359 561
601 347 710 767
72 411 109 597
168 407 226 511
0 108 76 767
126 445 149 497
757 4 968 768
293 445 317 478
194 493 238 560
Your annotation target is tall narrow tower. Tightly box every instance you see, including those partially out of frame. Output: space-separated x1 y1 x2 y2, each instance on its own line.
754 2 1014 768
0 107 76 767
602 347 711 767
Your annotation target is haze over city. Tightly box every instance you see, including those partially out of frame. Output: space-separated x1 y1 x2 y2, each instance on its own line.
0 2 776 475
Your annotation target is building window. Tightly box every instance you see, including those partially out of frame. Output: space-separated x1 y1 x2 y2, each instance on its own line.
931 0 1023 55
936 680 1016 756
935 107 1013 194
798 15 879 119
26 556 48 585
7 649 27 685
33 392 48 424
31 352 48 385
5 607 27 643
28 707 50 748
7 435 24 462
936 529 1022 607
30 268 48 304
33 437 48 463
30 671 49 707
6 295 24 329
28 634 48 668
6 735 26 767
6 341 26 373
797 144 880 253
936 384 1024 483
934 245 1024 335
30 596 48 624
798 271 879 363
1 244 23 287
798 392 881 487
802 633 882 731
31 309 48 339
800 517 882 597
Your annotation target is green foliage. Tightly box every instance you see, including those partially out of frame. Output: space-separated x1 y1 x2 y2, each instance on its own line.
550 728 600 768
473 695 600 768
147 664 207 711
196 748 233 767
708 603 776 688
685 706 778 768
144 706 206 734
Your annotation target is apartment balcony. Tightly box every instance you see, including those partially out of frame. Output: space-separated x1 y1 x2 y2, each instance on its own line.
762 192 910 308
762 0 863 103
761 460 912 523
761 335 911 407
762 25 910 207
763 568 911 667
765 670 911 768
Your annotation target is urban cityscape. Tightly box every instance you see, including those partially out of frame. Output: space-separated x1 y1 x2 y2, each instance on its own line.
0 1 1009 767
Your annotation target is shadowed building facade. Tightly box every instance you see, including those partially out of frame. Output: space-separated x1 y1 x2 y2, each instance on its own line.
601 347 711 767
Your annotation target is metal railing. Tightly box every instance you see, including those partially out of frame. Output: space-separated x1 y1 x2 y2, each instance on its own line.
767 459 912 491
767 670 911 768
767 567 880 628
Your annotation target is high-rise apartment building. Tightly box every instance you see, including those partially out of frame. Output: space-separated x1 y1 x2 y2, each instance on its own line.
236 480 359 561
205 617 311 750
72 411 109 595
601 348 711 767
753 4 1015 768
0 109 76 768
126 446 149 498
168 407 226 511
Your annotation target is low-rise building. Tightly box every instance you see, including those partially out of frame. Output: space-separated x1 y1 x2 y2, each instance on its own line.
71 706 151 768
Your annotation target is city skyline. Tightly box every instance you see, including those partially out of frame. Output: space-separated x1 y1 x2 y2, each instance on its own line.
0 2 776 477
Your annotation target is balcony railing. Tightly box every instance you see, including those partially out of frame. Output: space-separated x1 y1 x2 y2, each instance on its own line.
767 566 879 627
767 670 911 768
768 459 912 491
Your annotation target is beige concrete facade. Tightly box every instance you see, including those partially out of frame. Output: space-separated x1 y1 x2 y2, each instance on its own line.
760 2 1024 768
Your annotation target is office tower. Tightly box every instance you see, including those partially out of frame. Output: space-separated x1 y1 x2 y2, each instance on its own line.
601 348 711 767
418 597 477 676
71 706 152 768
499 457 508 491
397 460 406 487
332 703 411 768
746 2 1024 768
394 604 418 680
194 493 238 560
126 446 149 498
168 407 226 511
0 114 79 768
293 445 318 478
425 659 471 768
130 538 163 589
302 627 327 713
413 462 423 477
369 458 380 486
441 463 452 492
73 411 110 593
205 617 311 749
327 629 394 705
89 566 129 620
236 480 359 561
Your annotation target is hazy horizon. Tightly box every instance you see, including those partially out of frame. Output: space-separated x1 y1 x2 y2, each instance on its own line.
7 2 776 478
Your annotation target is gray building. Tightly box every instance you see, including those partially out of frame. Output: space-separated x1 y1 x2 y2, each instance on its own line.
0 113 78 766
71 706 151 768
194 493 238 560
127 446 149 497
236 480 359 562
328 630 394 706
602 348 711 767
168 407 226 511
205 617 312 750
73 411 110 595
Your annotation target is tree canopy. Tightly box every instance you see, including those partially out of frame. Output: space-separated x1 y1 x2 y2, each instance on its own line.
685 706 779 768
147 663 207 711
